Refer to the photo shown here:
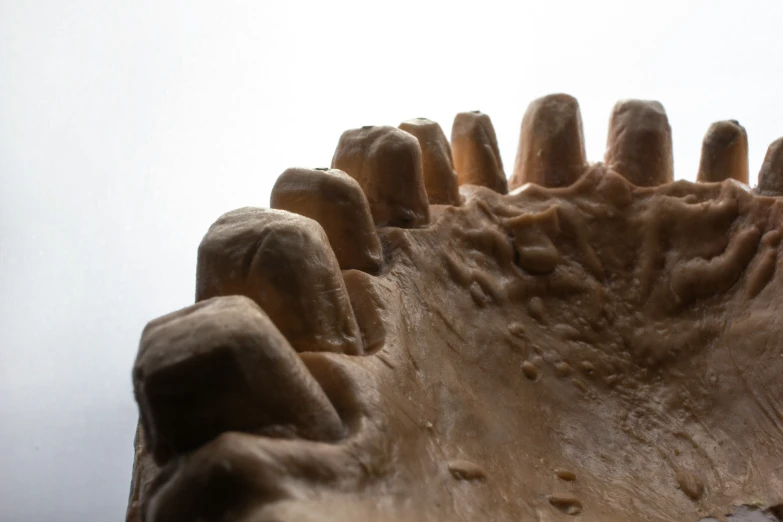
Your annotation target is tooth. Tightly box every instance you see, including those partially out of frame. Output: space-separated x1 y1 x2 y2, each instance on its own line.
604 99 673 186
133 295 345 464
331 125 430 227
697 120 749 184
196 208 363 355
510 93 586 189
270 167 383 272
398 118 461 205
756 137 783 196
451 111 508 194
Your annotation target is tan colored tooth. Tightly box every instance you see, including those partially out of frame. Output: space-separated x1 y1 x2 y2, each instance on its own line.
270 167 383 273
133 295 344 464
697 120 749 184
756 137 783 196
331 126 430 228
451 111 508 194
398 118 461 206
605 99 673 186
196 208 363 355
510 93 587 189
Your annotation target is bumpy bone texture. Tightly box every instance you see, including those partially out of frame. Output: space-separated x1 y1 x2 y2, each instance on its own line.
128 94 783 522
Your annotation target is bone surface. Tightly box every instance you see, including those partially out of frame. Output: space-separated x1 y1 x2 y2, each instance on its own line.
605 99 673 186
398 118 461 206
196 207 362 355
756 137 783 196
129 96 783 522
451 111 508 194
510 93 587 189
697 120 749 184
331 125 430 228
270 167 383 272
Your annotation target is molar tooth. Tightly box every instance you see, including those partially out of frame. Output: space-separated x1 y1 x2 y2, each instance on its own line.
756 137 783 196
331 125 430 228
270 167 383 273
451 111 508 194
697 120 749 184
510 93 586 189
605 99 673 186
196 208 363 355
398 118 461 206
133 296 345 464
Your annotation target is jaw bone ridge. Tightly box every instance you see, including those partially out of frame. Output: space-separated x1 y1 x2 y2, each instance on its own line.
128 94 783 522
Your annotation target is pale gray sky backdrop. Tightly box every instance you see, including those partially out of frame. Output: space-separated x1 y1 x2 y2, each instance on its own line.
1 1 782 520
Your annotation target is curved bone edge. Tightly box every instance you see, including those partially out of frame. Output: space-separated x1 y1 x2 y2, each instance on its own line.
331 126 430 228
270 167 383 273
133 295 345 464
605 99 673 187
756 137 783 196
196 207 363 355
399 118 461 206
451 111 509 194
697 120 749 184
510 93 587 190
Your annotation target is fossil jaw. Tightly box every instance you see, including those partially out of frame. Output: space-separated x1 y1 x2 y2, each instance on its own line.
128 95 783 522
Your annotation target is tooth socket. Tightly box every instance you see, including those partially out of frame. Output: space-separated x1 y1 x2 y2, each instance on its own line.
605 99 673 187
451 111 508 194
697 120 749 184
398 118 461 206
331 126 430 228
196 208 363 355
270 167 383 273
510 93 587 189
756 137 783 196
133 296 344 464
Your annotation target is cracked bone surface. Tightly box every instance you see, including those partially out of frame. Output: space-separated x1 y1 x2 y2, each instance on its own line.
128 95 783 522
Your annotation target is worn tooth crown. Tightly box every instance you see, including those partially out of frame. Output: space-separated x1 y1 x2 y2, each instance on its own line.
605 99 673 187
756 137 783 196
697 120 749 184
133 296 344 464
331 125 430 228
451 111 508 194
196 207 363 355
270 167 383 273
510 93 587 190
398 118 461 206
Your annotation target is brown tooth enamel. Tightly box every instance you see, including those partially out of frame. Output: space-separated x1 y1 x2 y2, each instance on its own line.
133 296 344 464
399 118 461 206
697 120 749 184
451 111 508 194
510 93 587 189
331 125 430 228
270 167 383 273
196 208 363 355
756 137 783 196
605 99 673 186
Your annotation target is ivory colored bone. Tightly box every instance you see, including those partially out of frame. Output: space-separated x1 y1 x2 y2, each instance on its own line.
605 99 673 186
331 125 430 228
398 118 461 206
756 137 783 196
196 208 363 355
133 296 344 464
270 167 383 273
451 111 508 194
510 93 586 189
697 120 749 184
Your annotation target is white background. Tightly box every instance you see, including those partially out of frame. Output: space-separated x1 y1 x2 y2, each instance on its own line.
2 1 782 520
